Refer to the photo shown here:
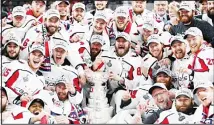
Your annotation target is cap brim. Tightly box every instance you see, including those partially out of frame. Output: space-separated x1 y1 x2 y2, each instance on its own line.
170 39 184 46
147 40 160 46
30 49 45 55
4 40 21 48
47 15 60 19
176 94 191 99
13 13 25 17
149 86 166 95
143 24 153 31
30 99 45 108
179 7 191 12
53 45 67 51
116 36 130 42
94 17 107 22
193 85 212 94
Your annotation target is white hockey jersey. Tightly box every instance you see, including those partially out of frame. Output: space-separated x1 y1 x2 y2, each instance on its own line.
188 47 214 83
96 49 143 91
2 60 45 104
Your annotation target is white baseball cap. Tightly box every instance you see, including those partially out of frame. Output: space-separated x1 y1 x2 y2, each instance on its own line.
184 27 203 39
116 32 131 42
142 21 154 31
193 80 213 94
12 6 26 17
3 32 22 48
29 44 45 55
72 2 85 11
147 34 161 46
94 11 107 22
155 67 172 77
53 37 69 51
149 83 168 95
45 9 60 20
91 35 104 45
55 0 69 6
115 6 128 18
33 0 46 4
170 35 186 46
176 88 193 99
179 1 195 11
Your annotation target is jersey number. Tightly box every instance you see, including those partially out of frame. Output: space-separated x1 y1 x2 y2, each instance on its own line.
206 58 214 65
137 67 141 75
3 68 11 77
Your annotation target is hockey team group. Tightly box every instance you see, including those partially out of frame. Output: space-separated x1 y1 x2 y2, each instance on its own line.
1 0 214 124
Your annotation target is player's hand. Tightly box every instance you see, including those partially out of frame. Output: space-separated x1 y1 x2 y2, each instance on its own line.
30 111 49 123
70 34 80 43
177 68 192 74
132 112 142 124
159 58 171 66
66 83 76 94
20 95 33 102
122 91 131 101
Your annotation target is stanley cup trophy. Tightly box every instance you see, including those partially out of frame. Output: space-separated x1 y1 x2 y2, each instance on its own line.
84 72 113 124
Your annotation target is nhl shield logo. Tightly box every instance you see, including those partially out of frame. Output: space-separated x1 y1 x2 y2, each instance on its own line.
107 60 112 67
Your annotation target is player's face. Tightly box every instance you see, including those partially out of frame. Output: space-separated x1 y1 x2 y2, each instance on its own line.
28 50 44 70
179 9 194 24
156 73 171 89
73 8 85 22
94 1 107 10
116 16 128 31
186 35 202 54
90 42 102 61
171 41 186 59
32 0 46 17
115 37 130 57
152 88 170 110
53 48 67 65
142 28 153 41
207 1 214 18
28 102 43 115
6 42 20 60
196 87 214 107
55 83 68 101
0 90 8 113
57 2 69 16
132 1 147 14
154 1 168 17
175 95 193 113
12 15 25 27
149 42 163 58
46 17 60 35
93 19 106 34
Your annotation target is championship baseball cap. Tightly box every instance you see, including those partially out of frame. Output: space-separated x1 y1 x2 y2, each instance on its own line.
116 32 131 42
91 35 104 45
193 80 213 94
142 20 154 31
176 88 193 99
94 11 107 22
55 76 67 85
115 6 128 18
179 1 195 11
55 0 69 6
184 27 203 39
170 35 186 46
149 83 168 95
28 98 45 108
147 34 161 46
12 6 26 17
29 44 45 55
3 32 22 48
53 37 69 51
45 9 60 20
72 2 85 11
155 67 172 77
